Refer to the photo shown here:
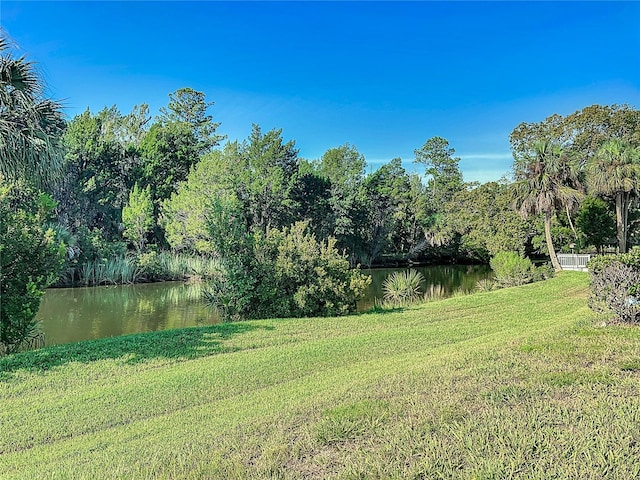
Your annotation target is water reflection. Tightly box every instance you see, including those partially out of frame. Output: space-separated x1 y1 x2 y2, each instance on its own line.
357 264 492 311
36 282 218 346
36 265 492 346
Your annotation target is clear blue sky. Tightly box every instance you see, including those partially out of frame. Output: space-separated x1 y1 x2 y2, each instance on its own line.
1 1 639 183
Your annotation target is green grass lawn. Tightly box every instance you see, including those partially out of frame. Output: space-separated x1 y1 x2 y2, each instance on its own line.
2 272 640 479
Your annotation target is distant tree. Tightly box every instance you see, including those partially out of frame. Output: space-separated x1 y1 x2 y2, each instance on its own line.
512 141 582 271
586 139 640 253
363 158 429 263
59 107 144 238
575 196 616 254
162 126 300 252
122 183 154 252
238 125 299 231
317 144 369 263
413 136 464 210
139 121 201 203
442 181 533 262
510 104 640 167
0 36 65 187
158 87 224 155
290 172 333 240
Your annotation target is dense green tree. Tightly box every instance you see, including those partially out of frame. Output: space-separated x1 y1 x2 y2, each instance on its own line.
442 181 533 262
363 158 429 264
290 171 333 240
122 183 154 252
58 106 148 238
0 37 65 187
510 104 640 166
161 147 238 254
512 141 582 271
138 121 201 204
316 144 369 263
586 139 640 253
162 126 300 252
414 136 464 211
0 181 64 353
564 104 640 161
575 196 616 254
158 87 224 155
237 125 299 231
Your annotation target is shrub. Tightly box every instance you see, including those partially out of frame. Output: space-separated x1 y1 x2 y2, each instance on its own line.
489 251 535 287
588 248 640 323
475 278 495 292
382 270 425 306
0 181 64 354
204 213 371 320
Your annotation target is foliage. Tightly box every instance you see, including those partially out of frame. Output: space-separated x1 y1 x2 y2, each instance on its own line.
315 144 370 263
58 106 147 239
137 251 223 282
0 36 65 188
489 251 536 287
575 196 616 253
162 125 300 253
204 212 371 320
588 261 640 324
363 159 429 265
440 181 533 262
382 269 425 306
509 104 640 166
586 139 640 253
413 136 464 211
587 247 640 275
138 121 201 204
79 256 142 286
157 87 224 155
0 181 64 354
122 183 153 252
588 248 640 323
511 141 583 271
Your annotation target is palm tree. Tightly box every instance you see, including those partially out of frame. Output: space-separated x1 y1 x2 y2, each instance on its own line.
586 139 640 253
0 35 65 187
512 141 583 271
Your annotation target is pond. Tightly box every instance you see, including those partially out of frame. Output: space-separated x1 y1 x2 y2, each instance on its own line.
35 264 492 346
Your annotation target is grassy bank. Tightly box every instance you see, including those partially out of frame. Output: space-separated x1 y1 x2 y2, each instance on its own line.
2 272 640 478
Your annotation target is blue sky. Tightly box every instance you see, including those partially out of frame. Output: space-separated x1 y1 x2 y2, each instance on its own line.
1 1 639 183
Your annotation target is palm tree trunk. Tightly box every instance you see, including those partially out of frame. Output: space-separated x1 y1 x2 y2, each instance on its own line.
565 204 578 242
545 211 562 272
616 193 627 253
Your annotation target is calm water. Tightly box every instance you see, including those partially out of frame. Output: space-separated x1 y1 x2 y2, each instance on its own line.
36 264 492 346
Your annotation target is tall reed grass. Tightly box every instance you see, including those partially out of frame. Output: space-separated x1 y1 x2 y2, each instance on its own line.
79 256 142 286
153 252 223 281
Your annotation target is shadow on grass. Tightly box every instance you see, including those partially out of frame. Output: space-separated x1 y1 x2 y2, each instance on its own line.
0 322 273 378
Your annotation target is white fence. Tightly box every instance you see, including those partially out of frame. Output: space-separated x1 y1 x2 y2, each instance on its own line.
557 254 591 271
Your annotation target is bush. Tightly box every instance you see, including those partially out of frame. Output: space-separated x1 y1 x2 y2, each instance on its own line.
382 270 425 306
588 248 640 323
0 181 64 354
204 216 371 320
489 251 535 287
